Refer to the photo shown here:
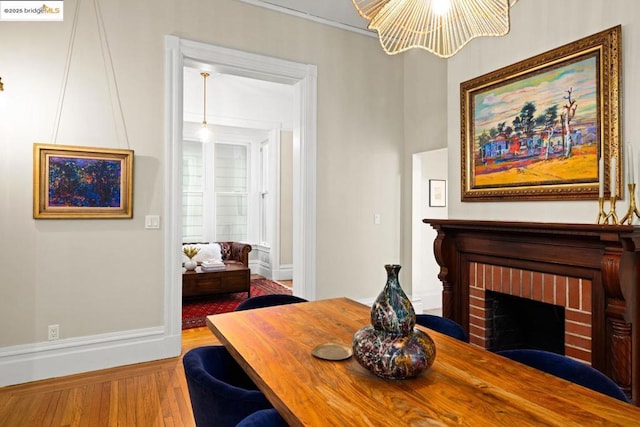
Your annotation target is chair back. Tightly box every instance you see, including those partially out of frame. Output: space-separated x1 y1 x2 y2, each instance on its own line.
183 346 273 427
415 314 468 342
236 408 288 427
235 294 308 311
497 349 629 402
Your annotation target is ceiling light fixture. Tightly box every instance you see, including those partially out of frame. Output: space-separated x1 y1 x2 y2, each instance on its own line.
352 0 518 58
199 71 211 142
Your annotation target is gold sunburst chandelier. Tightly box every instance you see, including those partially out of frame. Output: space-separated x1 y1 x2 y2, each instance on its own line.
352 0 518 58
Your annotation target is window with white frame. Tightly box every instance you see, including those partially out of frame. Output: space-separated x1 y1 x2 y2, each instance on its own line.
182 140 251 243
214 143 248 242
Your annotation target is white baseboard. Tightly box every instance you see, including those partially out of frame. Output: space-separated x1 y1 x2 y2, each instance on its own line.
271 264 293 281
411 297 424 315
416 291 442 312
354 295 423 315
249 260 293 282
250 260 271 278
0 327 181 387
0 291 429 387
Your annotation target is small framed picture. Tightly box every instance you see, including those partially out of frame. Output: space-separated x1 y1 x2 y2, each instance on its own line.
429 179 447 207
33 143 134 219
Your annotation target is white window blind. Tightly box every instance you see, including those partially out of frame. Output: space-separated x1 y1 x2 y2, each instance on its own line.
182 139 255 244
182 140 204 242
214 143 248 242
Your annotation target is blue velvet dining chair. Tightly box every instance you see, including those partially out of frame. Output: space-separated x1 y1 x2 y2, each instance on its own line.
415 314 469 342
235 294 308 311
497 349 629 402
183 346 273 427
236 408 288 427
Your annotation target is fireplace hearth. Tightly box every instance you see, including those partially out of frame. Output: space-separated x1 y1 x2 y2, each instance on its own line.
424 219 639 405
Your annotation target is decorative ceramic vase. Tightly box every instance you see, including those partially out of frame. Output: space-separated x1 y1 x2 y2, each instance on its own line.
184 258 197 271
352 264 436 379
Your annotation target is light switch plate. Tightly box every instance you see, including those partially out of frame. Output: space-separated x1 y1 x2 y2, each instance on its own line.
145 215 160 229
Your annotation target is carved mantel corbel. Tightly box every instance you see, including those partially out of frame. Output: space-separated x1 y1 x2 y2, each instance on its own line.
601 245 632 399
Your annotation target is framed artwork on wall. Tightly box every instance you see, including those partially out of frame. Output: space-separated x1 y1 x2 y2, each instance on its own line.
460 25 621 202
429 179 447 207
33 143 134 219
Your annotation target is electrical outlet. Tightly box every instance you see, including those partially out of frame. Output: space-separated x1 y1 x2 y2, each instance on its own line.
48 324 59 341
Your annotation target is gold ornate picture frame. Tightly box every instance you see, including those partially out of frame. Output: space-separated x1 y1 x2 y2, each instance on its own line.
461 25 621 202
33 143 134 219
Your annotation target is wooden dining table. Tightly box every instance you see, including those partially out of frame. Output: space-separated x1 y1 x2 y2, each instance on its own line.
206 297 640 426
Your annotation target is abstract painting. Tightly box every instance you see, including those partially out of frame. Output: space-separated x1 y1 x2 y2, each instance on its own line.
34 144 134 218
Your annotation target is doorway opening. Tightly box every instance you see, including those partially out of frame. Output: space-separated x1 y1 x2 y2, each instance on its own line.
165 36 317 338
181 69 293 282
412 148 448 313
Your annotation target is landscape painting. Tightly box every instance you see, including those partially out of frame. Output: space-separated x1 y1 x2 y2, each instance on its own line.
461 26 621 201
34 144 134 218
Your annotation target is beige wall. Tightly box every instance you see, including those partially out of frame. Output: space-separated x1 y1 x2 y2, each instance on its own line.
401 49 448 291
3 0 631 382
0 0 437 355
447 0 640 222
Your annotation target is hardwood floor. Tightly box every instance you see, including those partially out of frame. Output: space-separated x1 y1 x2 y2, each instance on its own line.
279 279 293 288
0 279 296 426
0 327 220 427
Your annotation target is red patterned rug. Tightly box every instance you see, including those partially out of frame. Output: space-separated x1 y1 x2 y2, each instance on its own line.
182 278 292 330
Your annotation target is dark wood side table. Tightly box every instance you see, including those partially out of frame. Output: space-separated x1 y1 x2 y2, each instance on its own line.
182 263 250 298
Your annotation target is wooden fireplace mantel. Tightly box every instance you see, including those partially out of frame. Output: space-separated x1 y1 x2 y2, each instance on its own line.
423 219 640 405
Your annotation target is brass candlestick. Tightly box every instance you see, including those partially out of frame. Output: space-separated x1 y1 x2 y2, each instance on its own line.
621 183 640 224
598 195 620 225
596 197 607 224
604 196 619 225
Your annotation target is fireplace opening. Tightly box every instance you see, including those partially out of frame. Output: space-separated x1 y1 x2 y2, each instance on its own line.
486 291 565 354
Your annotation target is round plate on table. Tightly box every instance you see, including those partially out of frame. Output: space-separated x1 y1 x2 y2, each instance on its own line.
311 343 353 361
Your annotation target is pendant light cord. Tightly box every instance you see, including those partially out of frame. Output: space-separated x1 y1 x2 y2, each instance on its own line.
52 0 130 149
202 72 209 126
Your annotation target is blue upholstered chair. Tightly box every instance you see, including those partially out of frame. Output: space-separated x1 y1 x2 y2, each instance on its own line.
497 349 629 402
236 408 288 427
183 346 273 427
415 314 468 342
235 294 308 311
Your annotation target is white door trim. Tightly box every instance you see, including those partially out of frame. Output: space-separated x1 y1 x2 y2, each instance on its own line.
164 38 317 333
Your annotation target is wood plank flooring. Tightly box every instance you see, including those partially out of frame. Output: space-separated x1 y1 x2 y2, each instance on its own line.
0 326 220 427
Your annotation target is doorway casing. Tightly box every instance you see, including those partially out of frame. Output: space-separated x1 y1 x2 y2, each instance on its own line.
165 36 317 341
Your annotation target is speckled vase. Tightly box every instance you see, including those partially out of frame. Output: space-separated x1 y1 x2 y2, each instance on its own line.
352 264 436 379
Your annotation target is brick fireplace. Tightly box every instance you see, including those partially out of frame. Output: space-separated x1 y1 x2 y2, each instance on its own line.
468 263 592 363
424 219 639 405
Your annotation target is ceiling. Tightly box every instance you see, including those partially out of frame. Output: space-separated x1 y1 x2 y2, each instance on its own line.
237 0 374 35
184 1 373 121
